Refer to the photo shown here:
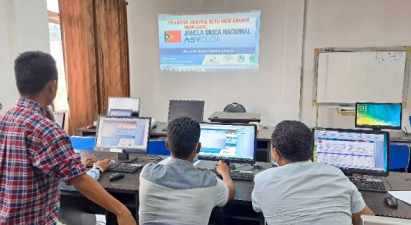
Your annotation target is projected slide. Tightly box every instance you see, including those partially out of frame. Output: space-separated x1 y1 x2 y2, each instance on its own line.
158 11 261 72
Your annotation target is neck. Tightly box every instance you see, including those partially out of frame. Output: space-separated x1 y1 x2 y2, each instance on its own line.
171 155 194 163
20 95 48 108
277 158 293 167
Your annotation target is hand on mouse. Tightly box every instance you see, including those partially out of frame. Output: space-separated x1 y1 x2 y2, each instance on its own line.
93 159 115 172
216 160 230 178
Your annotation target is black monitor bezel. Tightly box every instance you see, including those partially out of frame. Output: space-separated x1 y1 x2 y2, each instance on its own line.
355 102 402 130
312 127 389 177
94 115 151 154
109 109 133 117
167 100 205 122
197 122 257 164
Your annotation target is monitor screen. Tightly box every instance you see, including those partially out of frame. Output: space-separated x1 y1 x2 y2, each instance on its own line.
158 11 261 72
313 128 389 176
198 123 256 163
168 100 204 121
107 97 140 117
95 116 150 153
356 103 402 129
109 109 133 117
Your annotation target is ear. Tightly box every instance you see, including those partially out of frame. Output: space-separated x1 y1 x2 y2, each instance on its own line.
47 80 57 93
165 139 170 151
196 142 201 154
271 147 280 160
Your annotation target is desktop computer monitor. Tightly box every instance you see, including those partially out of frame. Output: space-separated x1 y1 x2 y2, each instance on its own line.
109 109 133 117
198 123 256 164
107 97 140 117
356 102 402 130
313 128 389 176
168 100 205 122
95 116 151 163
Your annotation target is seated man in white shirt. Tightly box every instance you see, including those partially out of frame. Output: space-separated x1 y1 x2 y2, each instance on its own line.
252 120 374 225
139 117 235 225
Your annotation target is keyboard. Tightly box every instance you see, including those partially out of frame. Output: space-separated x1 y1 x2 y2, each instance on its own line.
106 163 143 173
199 168 254 181
390 136 411 143
349 176 387 193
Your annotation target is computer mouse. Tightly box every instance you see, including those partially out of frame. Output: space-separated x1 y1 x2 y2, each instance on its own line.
384 196 399 208
87 124 96 129
109 173 125 182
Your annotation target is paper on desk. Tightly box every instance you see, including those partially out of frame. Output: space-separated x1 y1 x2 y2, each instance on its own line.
389 191 411 206
158 156 201 166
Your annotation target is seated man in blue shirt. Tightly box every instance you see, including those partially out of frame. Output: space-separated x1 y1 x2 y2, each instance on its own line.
252 121 374 225
139 117 235 225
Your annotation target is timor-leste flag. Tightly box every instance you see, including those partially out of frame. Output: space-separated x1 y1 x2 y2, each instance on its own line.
164 30 181 43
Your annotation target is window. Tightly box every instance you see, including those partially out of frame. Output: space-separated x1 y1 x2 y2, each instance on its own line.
47 0 69 111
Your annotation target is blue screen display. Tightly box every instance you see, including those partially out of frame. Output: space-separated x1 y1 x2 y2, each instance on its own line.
356 103 401 128
313 129 388 173
199 124 255 160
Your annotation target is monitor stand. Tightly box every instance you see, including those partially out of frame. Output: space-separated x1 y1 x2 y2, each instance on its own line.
372 128 381 131
116 152 138 163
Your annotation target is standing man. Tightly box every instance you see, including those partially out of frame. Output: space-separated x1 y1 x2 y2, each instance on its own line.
0 51 136 225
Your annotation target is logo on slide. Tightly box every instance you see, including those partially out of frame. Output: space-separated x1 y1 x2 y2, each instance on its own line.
164 31 181 43
249 55 255 63
224 55 233 62
237 55 245 63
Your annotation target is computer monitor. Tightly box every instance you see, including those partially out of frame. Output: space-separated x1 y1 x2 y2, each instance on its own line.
107 97 140 117
356 102 402 130
95 116 151 163
313 128 389 176
168 100 205 122
198 123 256 164
361 215 411 225
109 109 132 117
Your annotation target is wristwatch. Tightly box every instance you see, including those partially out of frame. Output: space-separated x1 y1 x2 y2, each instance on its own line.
96 166 104 173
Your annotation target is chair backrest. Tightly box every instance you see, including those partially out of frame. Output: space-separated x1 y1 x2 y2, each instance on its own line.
70 136 95 151
53 112 66 129
389 144 410 171
223 103 246 113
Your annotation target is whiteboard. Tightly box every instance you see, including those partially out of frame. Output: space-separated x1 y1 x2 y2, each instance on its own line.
316 51 406 103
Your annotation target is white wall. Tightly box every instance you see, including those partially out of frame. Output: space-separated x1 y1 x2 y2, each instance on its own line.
301 0 411 128
128 0 305 125
0 0 50 112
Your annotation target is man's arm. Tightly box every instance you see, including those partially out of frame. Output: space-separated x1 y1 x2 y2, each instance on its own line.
69 174 137 225
216 160 235 201
352 205 374 225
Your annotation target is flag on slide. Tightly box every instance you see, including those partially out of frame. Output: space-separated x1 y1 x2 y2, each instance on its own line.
164 31 181 43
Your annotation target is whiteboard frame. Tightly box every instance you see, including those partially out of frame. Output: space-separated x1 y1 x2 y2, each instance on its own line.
312 47 411 107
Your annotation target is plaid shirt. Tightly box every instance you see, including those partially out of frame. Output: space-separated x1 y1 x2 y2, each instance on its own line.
0 98 86 225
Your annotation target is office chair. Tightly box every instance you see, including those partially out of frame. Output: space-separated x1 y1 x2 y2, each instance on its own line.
223 103 246 113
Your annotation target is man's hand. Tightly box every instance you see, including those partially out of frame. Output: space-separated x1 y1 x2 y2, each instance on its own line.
216 160 230 177
93 159 115 171
117 210 137 225
82 158 94 166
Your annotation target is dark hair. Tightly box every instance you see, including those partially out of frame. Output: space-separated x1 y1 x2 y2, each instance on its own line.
271 120 313 162
167 117 201 158
14 51 58 96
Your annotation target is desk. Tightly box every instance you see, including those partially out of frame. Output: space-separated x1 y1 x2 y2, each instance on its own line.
208 112 261 123
62 151 411 225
